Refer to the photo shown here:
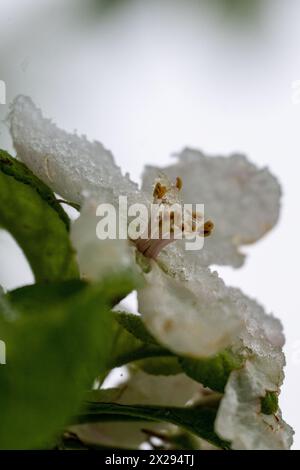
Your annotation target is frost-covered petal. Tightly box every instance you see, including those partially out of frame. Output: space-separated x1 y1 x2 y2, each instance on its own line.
137 253 286 367
71 198 136 281
230 288 285 370
229 288 286 398
137 261 243 358
71 370 202 449
9 96 146 206
215 359 294 450
214 290 293 449
142 148 281 267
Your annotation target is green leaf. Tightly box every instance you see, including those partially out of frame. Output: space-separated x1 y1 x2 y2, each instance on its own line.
115 311 157 344
180 350 244 393
134 357 182 376
7 279 87 313
260 391 279 415
86 388 124 403
100 272 142 307
75 400 230 450
108 312 170 370
0 150 78 282
0 274 136 449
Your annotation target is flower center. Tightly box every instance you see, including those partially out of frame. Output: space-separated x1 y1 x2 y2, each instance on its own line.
134 175 214 259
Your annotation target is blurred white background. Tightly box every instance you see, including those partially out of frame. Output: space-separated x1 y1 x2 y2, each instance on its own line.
0 0 299 449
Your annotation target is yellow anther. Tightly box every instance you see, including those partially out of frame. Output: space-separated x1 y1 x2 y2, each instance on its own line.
203 220 214 237
153 182 167 199
176 176 183 191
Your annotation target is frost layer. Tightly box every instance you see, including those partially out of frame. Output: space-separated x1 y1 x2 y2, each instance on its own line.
9 96 146 206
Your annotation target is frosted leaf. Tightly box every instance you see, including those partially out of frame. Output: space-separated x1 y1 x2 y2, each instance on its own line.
137 261 243 358
71 370 202 449
215 359 294 450
71 198 136 281
9 96 147 206
142 148 281 267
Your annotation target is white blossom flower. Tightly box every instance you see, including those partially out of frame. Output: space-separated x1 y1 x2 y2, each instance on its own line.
8 95 269 359
8 95 293 449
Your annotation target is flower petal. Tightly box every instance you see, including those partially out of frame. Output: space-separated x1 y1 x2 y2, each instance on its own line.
9 96 146 206
71 198 136 281
137 256 287 371
230 287 285 366
142 148 281 267
137 261 244 358
215 290 293 449
215 359 294 450
117 368 202 407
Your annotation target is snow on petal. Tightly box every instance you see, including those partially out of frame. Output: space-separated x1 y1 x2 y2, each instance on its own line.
137 261 244 358
229 288 286 398
214 290 293 449
230 288 285 368
142 148 281 268
9 96 146 206
71 197 136 281
215 359 294 450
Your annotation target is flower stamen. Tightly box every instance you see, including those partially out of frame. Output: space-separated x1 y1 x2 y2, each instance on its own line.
176 176 183 191
203 220 214 237
153 182 167 200
134 174 214 259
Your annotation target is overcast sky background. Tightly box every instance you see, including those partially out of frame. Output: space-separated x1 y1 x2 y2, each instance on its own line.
1 0 300 449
